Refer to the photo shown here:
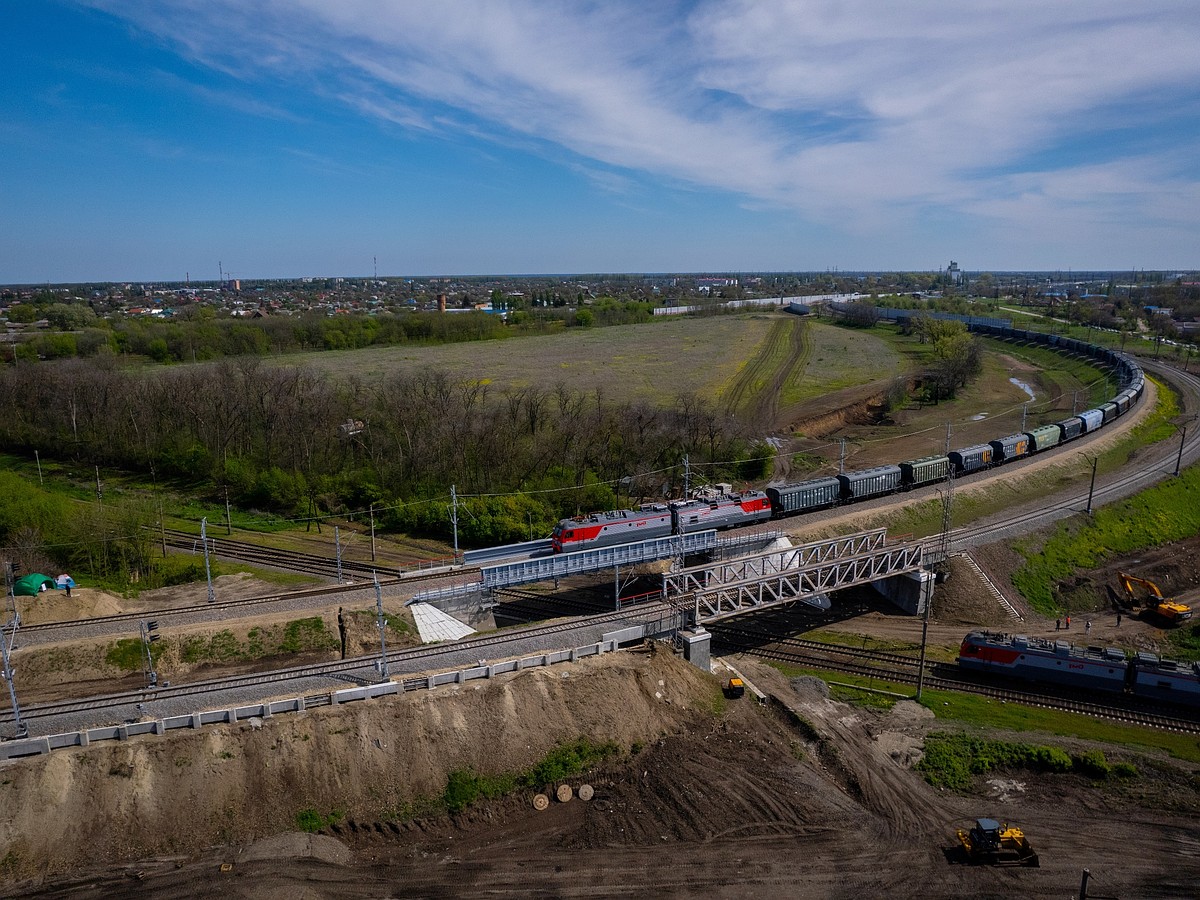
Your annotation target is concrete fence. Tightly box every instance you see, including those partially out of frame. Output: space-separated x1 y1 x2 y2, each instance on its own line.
0 639 620 762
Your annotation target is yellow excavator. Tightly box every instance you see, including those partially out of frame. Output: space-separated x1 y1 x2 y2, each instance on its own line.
957 818 1040 867
1117 572 1193 625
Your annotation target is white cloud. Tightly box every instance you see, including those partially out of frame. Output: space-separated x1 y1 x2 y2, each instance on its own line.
82 0 1200 262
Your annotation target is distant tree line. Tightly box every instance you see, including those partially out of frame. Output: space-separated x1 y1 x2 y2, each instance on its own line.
0 356 771 557
2 300 671 365
7 310 514 364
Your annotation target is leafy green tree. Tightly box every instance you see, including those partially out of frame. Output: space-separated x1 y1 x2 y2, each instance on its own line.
5 303 38 324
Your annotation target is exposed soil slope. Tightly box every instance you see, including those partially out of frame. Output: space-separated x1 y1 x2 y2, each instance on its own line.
7 647 1200 899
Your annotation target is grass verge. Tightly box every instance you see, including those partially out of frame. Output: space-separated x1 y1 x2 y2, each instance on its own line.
917 731 1136 791
766 663 1200 764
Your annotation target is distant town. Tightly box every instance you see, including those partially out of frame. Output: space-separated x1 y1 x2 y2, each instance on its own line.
3 267 1199 363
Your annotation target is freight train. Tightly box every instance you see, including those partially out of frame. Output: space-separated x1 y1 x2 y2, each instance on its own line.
551 326 1145 553
957 630 1200 707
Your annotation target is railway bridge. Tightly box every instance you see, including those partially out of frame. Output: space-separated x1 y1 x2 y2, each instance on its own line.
412 527 935 637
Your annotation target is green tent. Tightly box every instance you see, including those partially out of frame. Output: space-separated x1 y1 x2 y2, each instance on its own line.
13 573 56 597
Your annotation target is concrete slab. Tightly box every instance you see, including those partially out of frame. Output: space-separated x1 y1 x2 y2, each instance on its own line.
411 602 477 643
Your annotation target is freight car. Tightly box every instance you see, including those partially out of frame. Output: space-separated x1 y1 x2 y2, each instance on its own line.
766 476 841 514
900 454 951 488
838 465 902 501
957 631 1200 708
948 444 993 475
989 433 1030 463
1054 416 1083 443
550 329 1145 553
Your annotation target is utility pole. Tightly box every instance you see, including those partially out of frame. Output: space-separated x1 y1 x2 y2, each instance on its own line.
373 573 389 681
1072 390 1079 414
944 422 951 454
201 517 215 603
1085 456 1099 514
1175 425 1188 477
1021 403 1027 432
0 625 26 739
4 562 21 650
683 454 691 498
919 470 954 702
34 450 42 486
335 526 344 584
839 439 846 475
224 486 232 535
369 503 377 562
159 501 167 558
95 466 102 504
450 485 460 562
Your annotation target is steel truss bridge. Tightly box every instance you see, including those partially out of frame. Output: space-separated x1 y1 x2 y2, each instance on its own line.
662 528 928 623
414 526 931 627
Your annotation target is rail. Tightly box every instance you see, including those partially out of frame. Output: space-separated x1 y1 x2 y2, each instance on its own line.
0 638 621 761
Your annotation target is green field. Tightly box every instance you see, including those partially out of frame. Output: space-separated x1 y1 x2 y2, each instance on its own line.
282 313 900 407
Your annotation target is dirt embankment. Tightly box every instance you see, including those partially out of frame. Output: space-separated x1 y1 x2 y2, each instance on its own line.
7 647 1200 899
0 647 714 880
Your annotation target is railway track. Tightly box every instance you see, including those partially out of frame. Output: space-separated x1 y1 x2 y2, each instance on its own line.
161 528 406 580
711 626 1200 734
7 355 1197 738
12 565 481 648
0 603 675 728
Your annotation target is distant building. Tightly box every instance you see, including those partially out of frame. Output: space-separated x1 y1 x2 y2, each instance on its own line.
947 261 962 284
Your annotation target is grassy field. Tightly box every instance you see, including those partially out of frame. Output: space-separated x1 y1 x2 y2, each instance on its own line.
281 313 902 407
720 318 808 420
785 320 904 404
793 324 1109 473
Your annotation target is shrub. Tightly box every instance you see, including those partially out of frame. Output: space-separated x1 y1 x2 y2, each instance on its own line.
105 638 151 672
280 617 337 653
1027 745 1073 773
1072 749 1112 779
523 737 620 787
295 807 343 833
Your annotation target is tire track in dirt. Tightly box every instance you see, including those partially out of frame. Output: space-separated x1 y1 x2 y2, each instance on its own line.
722 317 811 429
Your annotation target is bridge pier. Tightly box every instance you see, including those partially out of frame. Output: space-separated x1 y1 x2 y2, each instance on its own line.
873 568 934 615
679 626 711 672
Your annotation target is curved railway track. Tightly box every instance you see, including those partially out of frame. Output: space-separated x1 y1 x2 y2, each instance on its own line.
710 625 1200 734
5 355 1197 738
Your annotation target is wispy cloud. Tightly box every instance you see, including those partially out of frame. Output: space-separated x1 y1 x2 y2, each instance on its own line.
80 0 1200 261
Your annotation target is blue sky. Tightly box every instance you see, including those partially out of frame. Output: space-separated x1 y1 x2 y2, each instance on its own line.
4 1 1200 282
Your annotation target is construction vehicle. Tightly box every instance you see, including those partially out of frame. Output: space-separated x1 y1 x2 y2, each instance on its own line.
724 677 745 699
957 818 1040 867
1117 572 1193 625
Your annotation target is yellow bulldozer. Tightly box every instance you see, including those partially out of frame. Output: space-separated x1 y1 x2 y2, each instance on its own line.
957 818 1040 867
1117 572 1193 625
